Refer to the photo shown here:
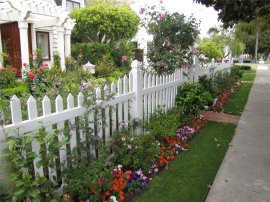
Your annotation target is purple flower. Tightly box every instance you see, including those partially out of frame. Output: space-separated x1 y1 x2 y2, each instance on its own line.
154 167 159 173
55 82 61 88
71 123 77 131
127 144 132 150
139 8 145 14
97 178 105 186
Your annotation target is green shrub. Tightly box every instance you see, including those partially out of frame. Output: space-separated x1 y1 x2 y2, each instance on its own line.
145 108 180 141
231 65 242 80
198 75 215 96
176 83 212 121
0 67 16 88
95 54 116 78
234 65 251 70
111 131 161 173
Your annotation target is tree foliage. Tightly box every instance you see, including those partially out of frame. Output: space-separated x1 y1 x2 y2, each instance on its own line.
194 0 270 27
199 40 223 60
142 6 199 74
70 4 140 43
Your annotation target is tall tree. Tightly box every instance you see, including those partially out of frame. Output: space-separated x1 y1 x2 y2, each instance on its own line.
193 0 270 27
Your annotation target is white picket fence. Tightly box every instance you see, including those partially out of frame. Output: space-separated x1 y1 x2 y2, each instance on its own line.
0 59 232 183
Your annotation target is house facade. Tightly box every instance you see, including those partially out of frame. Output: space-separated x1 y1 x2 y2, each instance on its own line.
0 0 84 76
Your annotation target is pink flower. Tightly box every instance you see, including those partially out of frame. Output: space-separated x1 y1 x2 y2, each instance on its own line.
23 63 27 67
0 67 6 71
97 178 105 186
127 144 132 150
11 68 18 73
121 55 127 61
139 7 145 14
160 13 166 20
159 0 163 3
40 66 44 72
28 71 35 79
43 63 48 67
64 193 71 201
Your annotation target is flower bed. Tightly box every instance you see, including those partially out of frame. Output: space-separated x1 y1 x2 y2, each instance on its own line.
212 81 241 112
63 116 208 202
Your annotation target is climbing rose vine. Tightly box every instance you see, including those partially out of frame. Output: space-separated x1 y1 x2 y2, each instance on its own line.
141 5 200 75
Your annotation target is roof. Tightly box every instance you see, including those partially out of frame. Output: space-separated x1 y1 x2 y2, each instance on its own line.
0 0 69 27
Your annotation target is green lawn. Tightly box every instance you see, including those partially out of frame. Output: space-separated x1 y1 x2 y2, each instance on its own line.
223 68 255 115
134 122 236 202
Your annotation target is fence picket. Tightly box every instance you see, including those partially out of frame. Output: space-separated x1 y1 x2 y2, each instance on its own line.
104 85 110 140
143 73 148 120
67 94 77 151
111 82 117 134
147 74 152 120
151 75 156 113
10 95 22 124
117 78 123 129
123 75 129 128
42 96 57 181
27 96 44 177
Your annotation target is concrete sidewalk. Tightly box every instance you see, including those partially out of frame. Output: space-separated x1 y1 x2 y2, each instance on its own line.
206 66 270 202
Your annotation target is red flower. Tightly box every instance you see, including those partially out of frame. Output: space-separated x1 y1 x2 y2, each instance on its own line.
121 55 127 62
23 63 27 67
28 71 35 79
64 193 71 201
43 63 48 67
97 178 105 186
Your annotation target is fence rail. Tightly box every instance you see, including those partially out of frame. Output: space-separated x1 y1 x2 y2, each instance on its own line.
0 59 232 183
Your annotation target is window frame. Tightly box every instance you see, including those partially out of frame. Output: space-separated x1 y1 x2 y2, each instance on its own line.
36 31 50 61
66 0 80 12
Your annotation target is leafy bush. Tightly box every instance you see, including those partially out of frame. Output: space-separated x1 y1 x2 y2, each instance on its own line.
230 65 242 80
234 65 251 70
0 67 17 88
95 54 116 78
198 75 215 96
111 131 161 174
176 83 212 121
145 108 180 141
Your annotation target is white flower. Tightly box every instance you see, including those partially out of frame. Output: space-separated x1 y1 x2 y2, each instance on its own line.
110 196 117 202
118 164 122 169
130 137 134 141
121 137 126 141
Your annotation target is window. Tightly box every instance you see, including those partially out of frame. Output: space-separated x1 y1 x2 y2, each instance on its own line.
66 0 80 12
36 32 50 60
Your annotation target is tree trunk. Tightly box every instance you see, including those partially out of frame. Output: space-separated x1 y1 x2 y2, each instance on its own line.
255 26 259 63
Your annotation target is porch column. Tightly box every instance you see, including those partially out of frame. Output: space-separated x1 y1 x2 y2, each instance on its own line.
64 29 71 57
18 21 29 76
0 30 3 67
57 26 65 71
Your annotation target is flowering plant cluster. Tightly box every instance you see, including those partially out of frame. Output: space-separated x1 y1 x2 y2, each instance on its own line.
139 4 199 74
62 113 208 202
0 66 17 88
212 81 241 112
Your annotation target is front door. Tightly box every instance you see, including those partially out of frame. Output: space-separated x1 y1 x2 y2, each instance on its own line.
0 22 32 77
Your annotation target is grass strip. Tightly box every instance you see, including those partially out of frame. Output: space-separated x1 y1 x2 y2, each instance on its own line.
134 121 236 202
223 82 253 115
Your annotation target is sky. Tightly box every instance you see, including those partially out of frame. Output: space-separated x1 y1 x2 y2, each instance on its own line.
132 0 222 37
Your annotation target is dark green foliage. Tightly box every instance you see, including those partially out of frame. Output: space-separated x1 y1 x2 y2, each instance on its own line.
145 108 180 141
176 83 212 121
0 67 16 88
230 65 242 80
194 0 270 27
145 7 199 74
234 65 251 70
198 75 215 96
111 131 161 174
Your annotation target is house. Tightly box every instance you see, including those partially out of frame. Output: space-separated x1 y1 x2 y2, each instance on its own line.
0 0 84 76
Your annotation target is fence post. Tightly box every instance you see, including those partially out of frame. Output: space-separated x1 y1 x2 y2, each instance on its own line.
130 60 143 124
